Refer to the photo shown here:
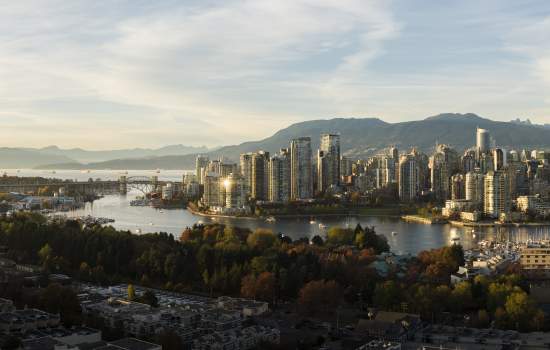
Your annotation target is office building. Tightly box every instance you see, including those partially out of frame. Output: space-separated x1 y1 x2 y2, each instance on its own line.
476 128 490 156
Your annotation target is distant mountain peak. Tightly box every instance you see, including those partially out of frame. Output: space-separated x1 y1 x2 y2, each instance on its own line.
424 113 487 122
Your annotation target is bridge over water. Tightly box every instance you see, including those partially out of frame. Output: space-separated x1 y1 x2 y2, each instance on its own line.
0 176 168 197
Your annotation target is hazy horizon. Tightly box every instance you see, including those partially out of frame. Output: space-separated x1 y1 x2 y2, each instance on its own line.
2 1 550 149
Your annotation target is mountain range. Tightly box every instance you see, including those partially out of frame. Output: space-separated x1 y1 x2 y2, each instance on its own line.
0 145 210 169
8 113 550 170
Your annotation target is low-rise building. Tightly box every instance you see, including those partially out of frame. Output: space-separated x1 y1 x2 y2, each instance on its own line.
520 244 550 271
0 309 60 333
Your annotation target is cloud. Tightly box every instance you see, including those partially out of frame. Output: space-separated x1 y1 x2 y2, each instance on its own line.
1 0 548 149
0 0 399 148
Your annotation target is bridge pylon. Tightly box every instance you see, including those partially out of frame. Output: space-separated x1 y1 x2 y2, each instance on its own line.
119 175 127 195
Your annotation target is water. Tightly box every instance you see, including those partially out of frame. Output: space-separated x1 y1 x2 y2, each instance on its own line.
1 169 191 182
8 169 550 254
59 193 550 255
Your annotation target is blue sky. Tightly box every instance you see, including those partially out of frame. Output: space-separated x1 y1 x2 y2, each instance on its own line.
1 0 549 149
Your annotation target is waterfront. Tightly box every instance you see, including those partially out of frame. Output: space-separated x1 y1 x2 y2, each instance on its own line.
56 192 550 255
8 169 550 255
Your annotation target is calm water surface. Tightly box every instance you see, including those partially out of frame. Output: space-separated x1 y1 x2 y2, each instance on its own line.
9 169 550 254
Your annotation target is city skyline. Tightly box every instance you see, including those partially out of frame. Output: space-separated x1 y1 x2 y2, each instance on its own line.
1 1 550 149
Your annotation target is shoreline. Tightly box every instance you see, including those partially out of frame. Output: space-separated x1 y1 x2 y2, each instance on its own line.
186 206 402 221
449 220 550 228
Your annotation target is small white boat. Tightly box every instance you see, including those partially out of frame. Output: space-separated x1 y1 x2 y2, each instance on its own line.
135 229 142 234
309 220 316 224
149 222 154 226
319 223 327 229
391 231 398 236
266 216 276 223
156 169 161 174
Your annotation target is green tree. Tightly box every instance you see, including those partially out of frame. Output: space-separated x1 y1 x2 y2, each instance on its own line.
373 281 401 311
504 291 543 331
327 227 354 245
127 284 136 301
40 283 82 327
246 228 278 251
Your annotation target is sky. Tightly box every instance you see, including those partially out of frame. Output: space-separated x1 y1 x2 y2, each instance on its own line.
1 0 549 149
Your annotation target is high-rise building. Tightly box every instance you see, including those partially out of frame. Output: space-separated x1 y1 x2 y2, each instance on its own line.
202 173 222 207
461 150 476 173
251 151 270 201
269 149 290 202
207 159 222 176
465 171 485 207
476 128 491 156
220 162 238 178
224 173 246 208
479 152 494 174
493 148 506 171
451 174 465 200
340 156 353 177
429 144 459 201
195 155 209 185
430 151 449 201
390 147 399 162
290 137 312 200
239 153 253 197
398 153 420 201
484 170 510 219
317 134 340 193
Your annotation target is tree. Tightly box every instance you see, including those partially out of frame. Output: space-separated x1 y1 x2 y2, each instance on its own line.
40 284 82 327
38 243 53 269
326 228 354 245
373 281 401 311
79 262 92 281
298 280 342 315
246 229 278 251
504 291 543 331
450 281 473 313
127 284 136 301
311 235 324 246
476 309 490 328
240 272 276 302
